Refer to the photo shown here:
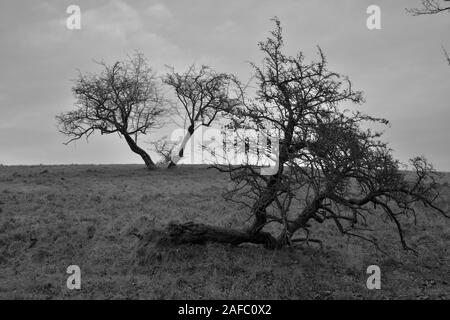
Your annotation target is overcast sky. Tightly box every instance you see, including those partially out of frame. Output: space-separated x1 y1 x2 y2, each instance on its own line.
0 0 449 170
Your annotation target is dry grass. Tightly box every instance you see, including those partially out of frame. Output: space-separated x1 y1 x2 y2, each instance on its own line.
0 164 448 299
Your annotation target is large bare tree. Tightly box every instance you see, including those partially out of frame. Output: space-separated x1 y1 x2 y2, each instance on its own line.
163 65 238 168
138 18 447 251
56 54 166 170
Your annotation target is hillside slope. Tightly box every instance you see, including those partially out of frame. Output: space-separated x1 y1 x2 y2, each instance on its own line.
0 164 448 299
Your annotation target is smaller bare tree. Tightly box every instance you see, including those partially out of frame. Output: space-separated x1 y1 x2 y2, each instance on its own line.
149 137 176 165
56 54 166 170
164 65 239 168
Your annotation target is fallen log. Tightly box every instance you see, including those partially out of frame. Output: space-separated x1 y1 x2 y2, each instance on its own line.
135 221 278 254
161 221 277 247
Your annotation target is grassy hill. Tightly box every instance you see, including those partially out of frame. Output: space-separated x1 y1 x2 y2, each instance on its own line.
0 164 448 299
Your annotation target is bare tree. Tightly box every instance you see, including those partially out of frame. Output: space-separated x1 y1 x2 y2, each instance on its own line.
408 0 450 65
407 0 450 15
140 18 447 250
149 137 176 165
56 54 166 170
163 65 238 168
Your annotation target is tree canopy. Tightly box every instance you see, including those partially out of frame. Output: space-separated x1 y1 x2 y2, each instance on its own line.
56 54 166 169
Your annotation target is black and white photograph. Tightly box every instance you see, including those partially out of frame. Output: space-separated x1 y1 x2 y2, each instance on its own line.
0 0 449 305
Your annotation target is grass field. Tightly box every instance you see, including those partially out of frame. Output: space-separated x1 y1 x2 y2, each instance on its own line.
0 164 448 299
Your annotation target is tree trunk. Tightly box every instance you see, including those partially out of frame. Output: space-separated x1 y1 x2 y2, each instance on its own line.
247 173 281 235
247 121 292 234
168 124 195 168
123 133 156 170
138 221 279 249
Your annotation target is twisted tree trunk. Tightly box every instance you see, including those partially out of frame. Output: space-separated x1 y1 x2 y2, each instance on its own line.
168 124 195 168
123 133 156 170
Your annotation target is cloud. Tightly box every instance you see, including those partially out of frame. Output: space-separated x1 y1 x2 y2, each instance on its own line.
16 2 136 47
21 1 174 47
82 0 143 42
214 20 238 35
145 3 173 21
15 0 180 68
